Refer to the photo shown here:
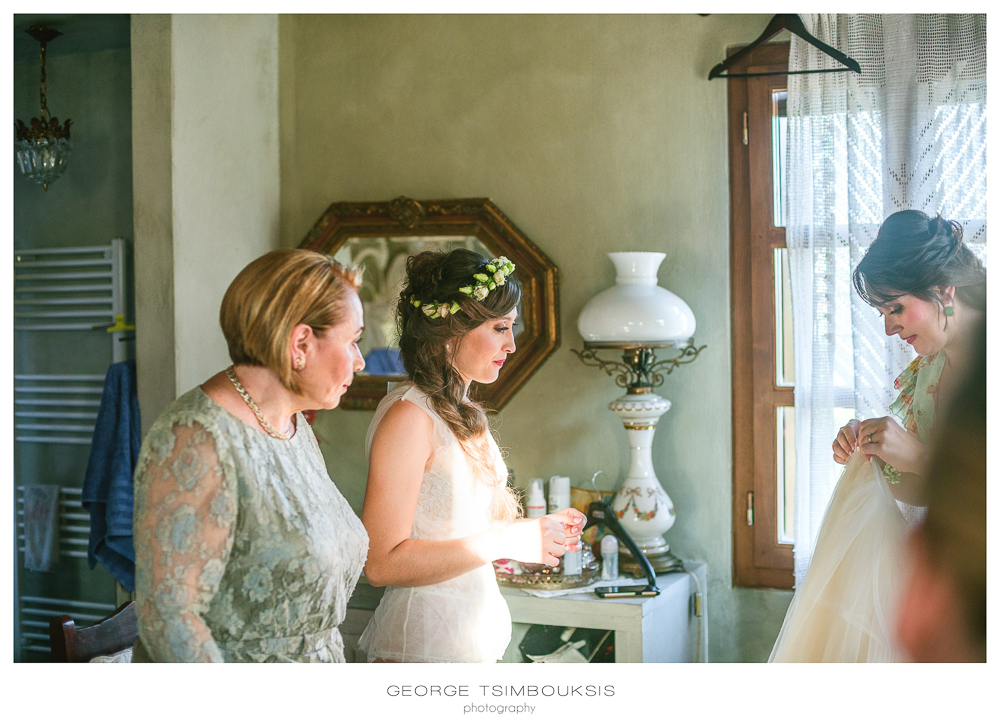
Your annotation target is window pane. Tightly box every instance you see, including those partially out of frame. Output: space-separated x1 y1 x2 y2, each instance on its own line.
774 248 794 386
776 406 795 544
772 89 788 228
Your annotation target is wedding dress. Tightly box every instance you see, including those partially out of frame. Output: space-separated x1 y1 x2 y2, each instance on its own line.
358 382 512 662
769 351 944 662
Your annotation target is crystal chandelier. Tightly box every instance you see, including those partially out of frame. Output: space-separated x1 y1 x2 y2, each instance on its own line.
15 26 72 191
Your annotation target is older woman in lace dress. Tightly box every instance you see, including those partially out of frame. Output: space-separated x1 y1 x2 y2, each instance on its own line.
132 249 369 662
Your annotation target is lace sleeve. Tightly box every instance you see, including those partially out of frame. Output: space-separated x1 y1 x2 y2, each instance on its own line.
133 419 237 662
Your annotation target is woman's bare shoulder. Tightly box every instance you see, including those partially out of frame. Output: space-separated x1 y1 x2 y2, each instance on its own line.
378 396 434 435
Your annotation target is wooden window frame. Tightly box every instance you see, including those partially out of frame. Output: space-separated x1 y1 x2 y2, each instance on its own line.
729 42 794 590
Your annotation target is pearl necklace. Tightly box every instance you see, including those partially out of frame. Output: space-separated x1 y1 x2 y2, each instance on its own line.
225 365 292 440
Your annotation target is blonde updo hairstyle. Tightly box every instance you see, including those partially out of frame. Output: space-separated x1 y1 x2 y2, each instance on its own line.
220 249 361 396
397 248 522 522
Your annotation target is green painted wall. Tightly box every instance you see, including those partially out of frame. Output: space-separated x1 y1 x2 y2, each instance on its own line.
13 45 134 660
277 14 794 662
14 48 134 249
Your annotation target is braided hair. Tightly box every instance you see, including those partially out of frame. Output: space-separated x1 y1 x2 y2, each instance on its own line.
396 248 522 522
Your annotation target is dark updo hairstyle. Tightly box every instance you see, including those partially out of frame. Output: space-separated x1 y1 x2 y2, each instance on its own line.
396 248 522 521
853 210 986 324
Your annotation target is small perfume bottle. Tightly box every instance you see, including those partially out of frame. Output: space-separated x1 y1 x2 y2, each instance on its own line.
600 534 619 580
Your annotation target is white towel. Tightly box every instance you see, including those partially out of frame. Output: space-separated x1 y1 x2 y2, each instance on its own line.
23 484 60 571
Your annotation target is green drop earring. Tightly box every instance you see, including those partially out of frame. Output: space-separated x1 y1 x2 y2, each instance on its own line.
944 305 955 317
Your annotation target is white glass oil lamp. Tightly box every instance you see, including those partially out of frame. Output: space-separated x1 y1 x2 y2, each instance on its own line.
572 252 704 574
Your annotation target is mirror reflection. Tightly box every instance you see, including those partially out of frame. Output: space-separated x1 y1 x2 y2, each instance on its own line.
299 196 559 410
332 235 523 377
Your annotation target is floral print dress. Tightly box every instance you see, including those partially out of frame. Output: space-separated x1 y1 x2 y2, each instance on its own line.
132 387 368 662
888 349 945 446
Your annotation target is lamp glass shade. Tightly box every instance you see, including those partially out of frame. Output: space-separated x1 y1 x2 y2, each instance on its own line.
577 252 696 344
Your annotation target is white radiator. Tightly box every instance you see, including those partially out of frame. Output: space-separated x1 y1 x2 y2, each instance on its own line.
18 595 117 654
14 239 131 361
13 238 134 660
16 486 91 559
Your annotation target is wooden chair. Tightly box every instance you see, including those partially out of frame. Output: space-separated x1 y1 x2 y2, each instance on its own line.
49 601 138 662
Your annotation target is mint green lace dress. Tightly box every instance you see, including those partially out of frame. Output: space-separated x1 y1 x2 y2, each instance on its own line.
132 387 368 662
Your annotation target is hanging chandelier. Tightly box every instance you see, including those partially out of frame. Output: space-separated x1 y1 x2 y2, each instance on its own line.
15 25 72 191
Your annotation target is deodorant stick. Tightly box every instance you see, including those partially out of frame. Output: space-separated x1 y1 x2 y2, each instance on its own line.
600 534 619 580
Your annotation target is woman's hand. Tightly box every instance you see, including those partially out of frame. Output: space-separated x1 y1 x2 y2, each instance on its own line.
548 508 587 552
499 508 587 566
832 419 862 464
857 416 929 475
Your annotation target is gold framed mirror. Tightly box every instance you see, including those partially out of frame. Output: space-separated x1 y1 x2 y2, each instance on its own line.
299 196 560 410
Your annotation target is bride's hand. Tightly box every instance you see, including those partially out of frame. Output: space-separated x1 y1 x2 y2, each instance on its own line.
857 416 928 474
547 508 587 552
499 508 586 566
832 419 862 464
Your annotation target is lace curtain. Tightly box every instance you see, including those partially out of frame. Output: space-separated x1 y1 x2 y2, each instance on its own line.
785 14 986 583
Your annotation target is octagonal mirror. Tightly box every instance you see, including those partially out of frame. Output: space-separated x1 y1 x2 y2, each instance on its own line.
299 196 560 410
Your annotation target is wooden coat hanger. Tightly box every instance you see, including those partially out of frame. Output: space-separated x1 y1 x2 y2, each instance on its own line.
709 13 861 79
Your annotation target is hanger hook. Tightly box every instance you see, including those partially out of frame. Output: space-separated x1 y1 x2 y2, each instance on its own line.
590 470 610 494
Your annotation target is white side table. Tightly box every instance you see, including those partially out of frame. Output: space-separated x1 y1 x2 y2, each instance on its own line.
499 561 707 663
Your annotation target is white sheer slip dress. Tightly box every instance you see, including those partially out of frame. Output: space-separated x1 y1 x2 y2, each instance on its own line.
768 451 908 662
357 382 512 663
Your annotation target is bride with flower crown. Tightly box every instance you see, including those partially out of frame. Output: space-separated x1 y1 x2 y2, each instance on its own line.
358 248 586 663
769 210 986 662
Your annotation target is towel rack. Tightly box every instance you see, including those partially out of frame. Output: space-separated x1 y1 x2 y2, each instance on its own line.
14 239 133 360
13 238 134 660
18 595 117 654
16 487 92 559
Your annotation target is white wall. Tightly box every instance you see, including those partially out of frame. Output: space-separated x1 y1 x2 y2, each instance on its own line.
131 14 281 427
171 15 281 393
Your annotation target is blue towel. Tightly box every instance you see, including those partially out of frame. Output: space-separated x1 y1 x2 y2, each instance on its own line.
364 347 406 375
82 360 141 590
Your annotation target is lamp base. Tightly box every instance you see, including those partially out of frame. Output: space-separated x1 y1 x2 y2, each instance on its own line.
620 547 684 576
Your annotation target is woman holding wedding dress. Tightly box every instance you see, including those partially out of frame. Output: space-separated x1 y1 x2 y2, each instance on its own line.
769 210 986 663
359 248 585 663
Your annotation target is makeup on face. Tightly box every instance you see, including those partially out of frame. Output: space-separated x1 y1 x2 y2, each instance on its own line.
305 292 365 409
877 291 951 356
451 309 518 386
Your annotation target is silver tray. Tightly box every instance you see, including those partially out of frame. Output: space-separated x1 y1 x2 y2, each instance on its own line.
495 549 601 590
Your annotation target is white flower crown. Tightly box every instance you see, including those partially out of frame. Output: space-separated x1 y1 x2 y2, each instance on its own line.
409 256 515 319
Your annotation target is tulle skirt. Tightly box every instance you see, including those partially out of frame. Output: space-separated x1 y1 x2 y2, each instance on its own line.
359 563 512 663
769 451 909 662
